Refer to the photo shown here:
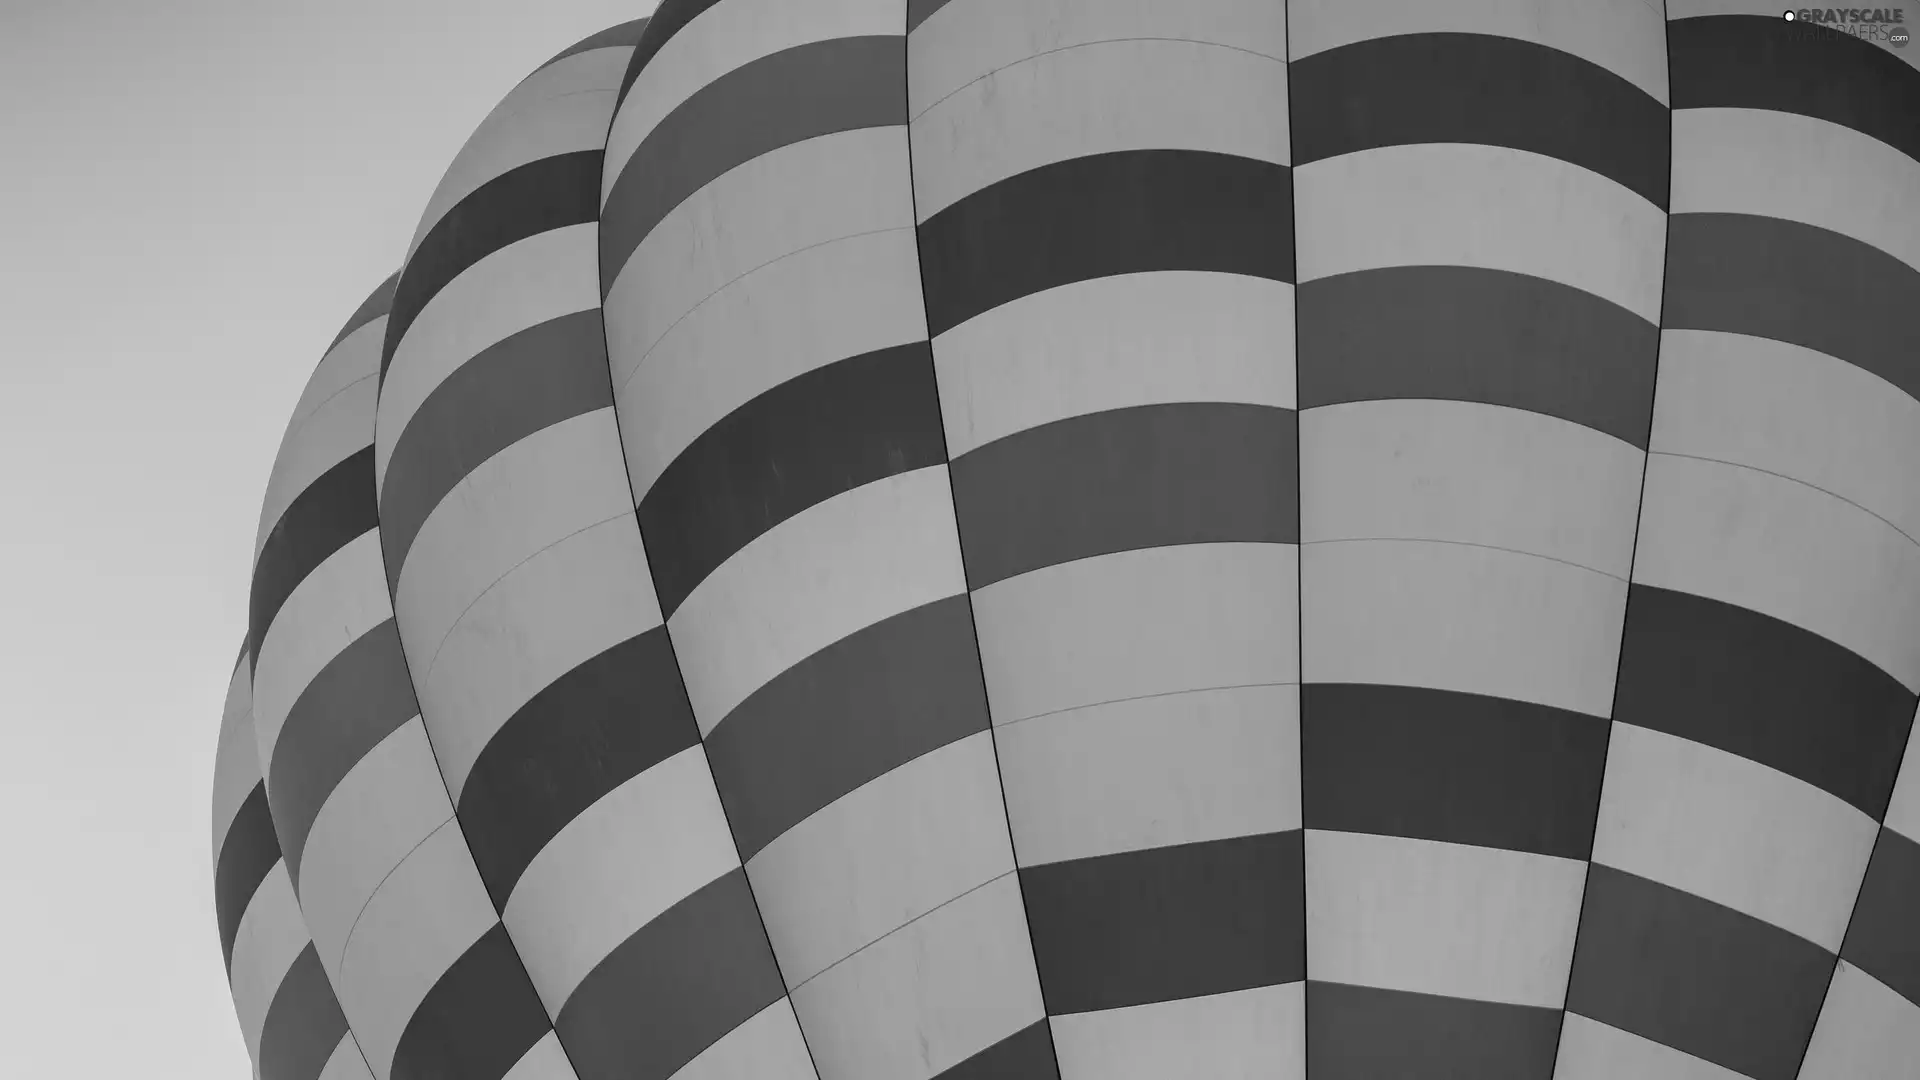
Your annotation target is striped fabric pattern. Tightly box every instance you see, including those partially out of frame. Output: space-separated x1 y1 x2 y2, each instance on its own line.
215 6 1920 1080
214 650 374 1080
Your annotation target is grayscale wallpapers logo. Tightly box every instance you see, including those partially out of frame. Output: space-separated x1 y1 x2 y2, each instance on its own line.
1783 7 1911 47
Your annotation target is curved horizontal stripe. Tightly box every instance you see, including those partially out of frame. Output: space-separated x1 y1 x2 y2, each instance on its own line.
1673 108 1920 278
667 463 966 731
1297 142 1667 324
608 0 904 195
400 51 622 263
783 868 1044 1079
746 730 1014 986
543 17 649 67
459 627 699 908
266 620 419 883
250 447 376 664
258 378 377 567
932 271 1296 457
557 868 787 1080
252 531 393 774
1566 864 1835 1080
1633 453 1920 696
419 518 663 800
1616 584 1915 819
906 0 1289 113
1650 330 1920 546
908 37 1291 222
336 820 499 1073
1286 0 1670 100
706 594 988 861
998 683 1300 868
917 149 1294 338
216 783 282 969
377 225 600 483
394 409 633 665
1670 14 1920 165
390 923 552 1080
295 719 453 968
1302 539 1627 719
614 227 925 499
601 34 905 291
640 341 945 616
379 310 611 578
1048 984 1304 1080
1296 266 1659 446
1305 830 1585 1008
1663 212 1920 404
1306 981 1559 1079
974 542 1298 727
1021 830 1305 1015
1598 723 1878 952
326 275 397 354
287 318 383 451
936 1019 1058 1080
1300 398 1646 580
1291 32 1669 208
1842 827 1920 1005
502 745 740 1015
384 151 601 379
616 0 728 106
260 945 349 1080
1301 683 1609 859
950 402 1297 589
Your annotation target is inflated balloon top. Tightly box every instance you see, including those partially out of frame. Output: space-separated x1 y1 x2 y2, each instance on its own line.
213 3 1920 1079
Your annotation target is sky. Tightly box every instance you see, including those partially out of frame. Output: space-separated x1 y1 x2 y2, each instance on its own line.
0 2 652 1075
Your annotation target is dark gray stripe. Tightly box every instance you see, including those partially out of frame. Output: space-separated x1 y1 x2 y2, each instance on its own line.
935 1019 1059 1079
267 620 419 887
391 924 552 1080
1020 830 1305 1015
259 944 349 1080
617 0 727 107
1842 826 1920 1006
706 596 989 861
1671 14 1920 165
379 309 612 587
906 0 956 32
1615 585 1915 820
541 17 649 68
1301 683 1610 860
950 402 1297 590
1664 212 1920 404
325 275 397 354
460 628 699 910
250 448 376 669
1292 32 1670 208
918 150 1294 338
639 342 946 617
383 151 602 383
1566 864 1834 1080
1306 981 1560 1080
216 783 281 971
558 868 787 1080
1296 265 1660 447
600 35 906 293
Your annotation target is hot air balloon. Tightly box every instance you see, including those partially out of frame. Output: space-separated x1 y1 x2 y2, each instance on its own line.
212 4 1920 1079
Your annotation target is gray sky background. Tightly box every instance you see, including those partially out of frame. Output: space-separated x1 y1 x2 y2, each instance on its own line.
0 2 653 1075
